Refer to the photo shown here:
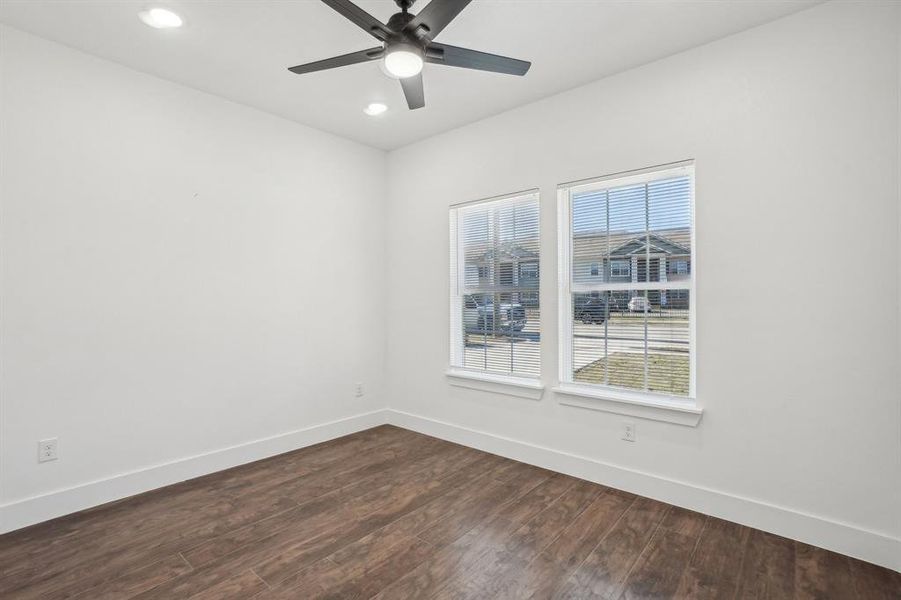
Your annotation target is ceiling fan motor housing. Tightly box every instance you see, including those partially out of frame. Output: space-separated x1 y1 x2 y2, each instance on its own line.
386 11 423 48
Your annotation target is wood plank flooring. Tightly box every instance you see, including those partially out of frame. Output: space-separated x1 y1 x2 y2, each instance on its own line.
0 425 897 599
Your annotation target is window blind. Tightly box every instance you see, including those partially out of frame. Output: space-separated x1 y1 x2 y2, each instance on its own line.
450 192 540 378
562 165 693 398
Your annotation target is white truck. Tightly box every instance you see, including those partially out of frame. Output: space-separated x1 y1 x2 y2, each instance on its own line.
628 296 651 312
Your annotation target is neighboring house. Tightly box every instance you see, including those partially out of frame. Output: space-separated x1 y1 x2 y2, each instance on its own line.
573 229 690 309
464 242 539 307
462 230 690 310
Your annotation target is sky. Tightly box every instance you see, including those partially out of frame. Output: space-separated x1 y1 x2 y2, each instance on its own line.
573 175 691 235
457 174 691 250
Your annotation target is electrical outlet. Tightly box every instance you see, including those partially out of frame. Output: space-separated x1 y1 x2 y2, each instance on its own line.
38 438 58 462
622 422 636 442
355 382 364 398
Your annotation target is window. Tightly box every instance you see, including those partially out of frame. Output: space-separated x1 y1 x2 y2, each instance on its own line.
450 191 540 378
558 163 694 401
610 260 631 277
499 263 514 286
519 262 539 280
589 262 600 276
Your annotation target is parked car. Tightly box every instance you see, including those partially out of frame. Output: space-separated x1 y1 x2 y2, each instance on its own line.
628 296 652 312
463 294 527 332
576 298 610 324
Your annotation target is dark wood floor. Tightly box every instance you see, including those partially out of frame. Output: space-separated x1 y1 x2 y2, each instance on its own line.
1 426 897 599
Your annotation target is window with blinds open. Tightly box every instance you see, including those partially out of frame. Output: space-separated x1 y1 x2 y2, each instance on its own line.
559 163 694 399
450 191 540 378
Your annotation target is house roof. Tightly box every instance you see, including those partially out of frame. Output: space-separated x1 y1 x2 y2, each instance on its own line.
610 233 690 256
462 230 690 266
478 243 540 262
573 229 690 260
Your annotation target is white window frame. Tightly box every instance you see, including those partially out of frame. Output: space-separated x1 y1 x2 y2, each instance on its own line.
555 162 701 425
448 190 544 399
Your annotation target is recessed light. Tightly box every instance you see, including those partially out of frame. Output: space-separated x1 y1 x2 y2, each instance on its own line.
363 103 388 116
138 8 183 29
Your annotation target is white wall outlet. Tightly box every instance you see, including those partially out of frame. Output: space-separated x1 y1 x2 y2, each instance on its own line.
622 422 636 442
38 438 58 462
355 382 364 398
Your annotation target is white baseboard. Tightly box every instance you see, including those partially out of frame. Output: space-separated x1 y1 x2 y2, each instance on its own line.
386 409 901 573
0 409 390 534
4 407 897 573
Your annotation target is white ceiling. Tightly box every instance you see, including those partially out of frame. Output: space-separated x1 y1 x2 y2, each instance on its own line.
0 0 819 150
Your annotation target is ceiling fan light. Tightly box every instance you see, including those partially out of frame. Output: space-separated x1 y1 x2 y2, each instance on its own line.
383 47 423 79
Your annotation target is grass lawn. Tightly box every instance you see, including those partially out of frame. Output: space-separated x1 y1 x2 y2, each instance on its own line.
574 351 689 396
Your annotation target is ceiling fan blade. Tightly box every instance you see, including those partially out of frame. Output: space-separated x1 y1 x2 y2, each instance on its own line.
288 47 384 75
426 43 531 76
400 73 425 110
320 0 394 41
405 0 472 41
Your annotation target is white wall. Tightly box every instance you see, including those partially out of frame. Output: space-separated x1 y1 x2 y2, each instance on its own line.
385 1 901 569
0 26 388 528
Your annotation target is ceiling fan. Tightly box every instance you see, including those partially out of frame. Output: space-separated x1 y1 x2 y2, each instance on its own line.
288 0 531 110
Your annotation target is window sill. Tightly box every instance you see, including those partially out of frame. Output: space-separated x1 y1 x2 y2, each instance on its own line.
446 369 544 401
553 383 703 426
